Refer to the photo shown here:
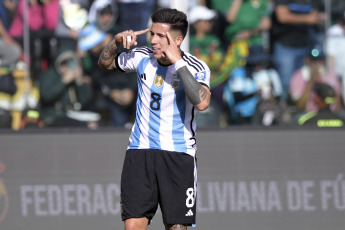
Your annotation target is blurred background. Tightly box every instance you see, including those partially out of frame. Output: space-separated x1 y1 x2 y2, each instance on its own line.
1 0 345 130
1 1 345 230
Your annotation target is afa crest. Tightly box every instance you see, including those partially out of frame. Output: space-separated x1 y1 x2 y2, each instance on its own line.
171 77 180 90
154 74 164 88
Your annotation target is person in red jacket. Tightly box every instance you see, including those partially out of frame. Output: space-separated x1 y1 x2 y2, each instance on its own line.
9 0 59 81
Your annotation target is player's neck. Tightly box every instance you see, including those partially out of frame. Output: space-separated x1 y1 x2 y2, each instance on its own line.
158 58 172 66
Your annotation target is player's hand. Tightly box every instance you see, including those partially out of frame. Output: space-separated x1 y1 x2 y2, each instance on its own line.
162 32 182 64
114 28 150 49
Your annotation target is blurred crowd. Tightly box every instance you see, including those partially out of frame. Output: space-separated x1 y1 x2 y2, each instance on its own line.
1 0 345 130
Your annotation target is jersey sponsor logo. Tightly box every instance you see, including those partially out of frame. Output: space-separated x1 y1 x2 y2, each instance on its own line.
195 71 206 81
154 74 164 88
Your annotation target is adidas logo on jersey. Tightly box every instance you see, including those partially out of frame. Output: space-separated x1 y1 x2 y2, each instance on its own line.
185 209 193 216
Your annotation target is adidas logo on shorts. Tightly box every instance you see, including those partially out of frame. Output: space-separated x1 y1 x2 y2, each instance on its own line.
185 209 194 216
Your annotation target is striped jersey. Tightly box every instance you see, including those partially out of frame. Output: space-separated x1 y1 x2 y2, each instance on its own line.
115 46 211 157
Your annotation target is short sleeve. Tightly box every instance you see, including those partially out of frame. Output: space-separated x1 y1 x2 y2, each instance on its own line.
115 46 152 72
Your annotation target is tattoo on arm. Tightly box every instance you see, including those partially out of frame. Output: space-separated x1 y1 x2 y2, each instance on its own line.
177 66 208 105
199 86 208 102
98 39 118 71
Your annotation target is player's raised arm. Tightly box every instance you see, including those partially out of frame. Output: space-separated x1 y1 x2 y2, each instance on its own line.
98 28 149 72
165 32 211 111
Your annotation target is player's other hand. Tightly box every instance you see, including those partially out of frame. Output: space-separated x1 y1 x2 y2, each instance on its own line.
162 32 182 64
114 28 150 49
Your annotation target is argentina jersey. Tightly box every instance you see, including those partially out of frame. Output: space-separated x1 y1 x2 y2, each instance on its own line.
115 47 211 157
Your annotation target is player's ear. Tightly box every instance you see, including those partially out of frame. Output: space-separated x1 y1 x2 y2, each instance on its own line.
175 35 183 46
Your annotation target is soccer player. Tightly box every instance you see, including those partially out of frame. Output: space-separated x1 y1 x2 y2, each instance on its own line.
98 7 211 230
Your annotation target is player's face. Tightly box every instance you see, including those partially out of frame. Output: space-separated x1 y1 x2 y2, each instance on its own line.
150 22 175 62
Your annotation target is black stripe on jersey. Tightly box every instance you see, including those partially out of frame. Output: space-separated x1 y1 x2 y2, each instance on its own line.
190 106 196 137
200 82 210 89
182 54 205 73
134 47 152 55
115 55 125 72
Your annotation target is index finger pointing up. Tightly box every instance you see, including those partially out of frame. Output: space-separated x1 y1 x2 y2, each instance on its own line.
166 32 176 46
134 28 150 36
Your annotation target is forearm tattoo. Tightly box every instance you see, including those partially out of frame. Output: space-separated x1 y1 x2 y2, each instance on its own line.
99 39 118 69
177 66 207 105
199 85 208 102
165 224 187 230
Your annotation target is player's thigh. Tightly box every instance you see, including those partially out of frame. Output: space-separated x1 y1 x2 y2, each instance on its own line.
156 151 197 225
121 149 158 220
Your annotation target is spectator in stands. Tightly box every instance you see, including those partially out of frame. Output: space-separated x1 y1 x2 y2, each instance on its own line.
223 45 283 125
0 67 17 129
327 12 345 36
55 0 90 49
88 0 118 33
189 5 223 80
19 108 44 129
289 45 343 115
0 19 21 69
326 12 345 106
312 0 345 47
2 0 17 23
209 0 271 113
39 46 98 128
189 5 225 110
9 0 59 81
0 1 20 129
78 24 137 127
1 60 41 130
270 0 326 102
0 0 21 68
298 82 345 127
198 0 231 47
224 0 271 48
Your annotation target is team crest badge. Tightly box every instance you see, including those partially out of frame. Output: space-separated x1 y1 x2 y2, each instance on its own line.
154 74 164 88
171 77 180 90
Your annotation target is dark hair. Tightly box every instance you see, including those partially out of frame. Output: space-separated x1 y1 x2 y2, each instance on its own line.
151 8 188 38
313 82 336 103
99 4 112 15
